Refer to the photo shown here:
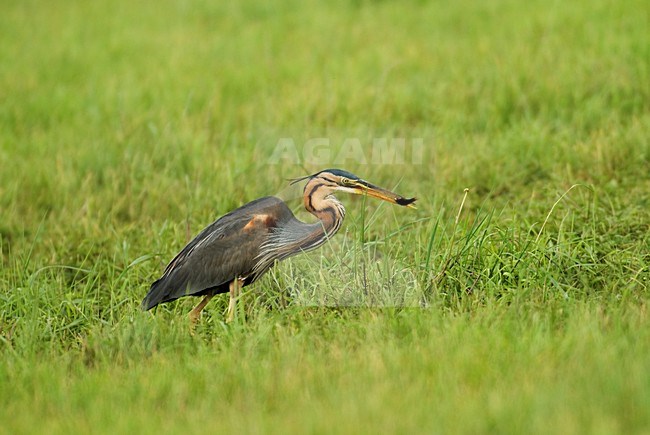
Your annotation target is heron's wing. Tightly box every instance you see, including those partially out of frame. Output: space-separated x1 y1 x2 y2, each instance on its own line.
142 196 292 310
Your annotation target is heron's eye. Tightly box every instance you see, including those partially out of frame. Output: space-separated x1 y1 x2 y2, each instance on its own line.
340 177 353 186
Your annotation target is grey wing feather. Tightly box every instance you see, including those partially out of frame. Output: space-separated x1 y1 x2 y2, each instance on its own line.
142 196 290 310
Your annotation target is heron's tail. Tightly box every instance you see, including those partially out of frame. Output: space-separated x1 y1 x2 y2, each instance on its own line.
141 277 170 311
142 266 194 310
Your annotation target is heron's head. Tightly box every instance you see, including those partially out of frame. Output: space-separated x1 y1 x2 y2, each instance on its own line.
292 168 417 208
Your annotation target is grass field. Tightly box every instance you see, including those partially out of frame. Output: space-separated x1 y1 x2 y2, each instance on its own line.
1 0 649 433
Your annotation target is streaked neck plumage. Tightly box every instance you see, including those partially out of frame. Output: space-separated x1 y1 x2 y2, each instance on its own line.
253 177 346 279
302 176 346 237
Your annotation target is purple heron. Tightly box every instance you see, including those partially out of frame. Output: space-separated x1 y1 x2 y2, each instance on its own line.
142 169 416 322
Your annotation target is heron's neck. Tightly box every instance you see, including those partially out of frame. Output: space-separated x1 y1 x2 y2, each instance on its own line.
303 180 346 236
250 190 346 279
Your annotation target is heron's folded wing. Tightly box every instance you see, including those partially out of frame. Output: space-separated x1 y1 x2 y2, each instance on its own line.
141 196 289 310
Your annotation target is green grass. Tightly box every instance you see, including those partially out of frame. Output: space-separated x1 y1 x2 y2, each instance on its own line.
1 0 649 433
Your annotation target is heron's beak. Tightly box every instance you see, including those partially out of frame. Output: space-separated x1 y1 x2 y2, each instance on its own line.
354 181 417 209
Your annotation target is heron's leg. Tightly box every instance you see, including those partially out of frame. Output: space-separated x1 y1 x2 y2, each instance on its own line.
189 293 215 325
226 278 241 323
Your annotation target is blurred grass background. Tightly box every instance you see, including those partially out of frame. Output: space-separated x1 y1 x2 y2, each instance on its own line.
1 0 649 433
